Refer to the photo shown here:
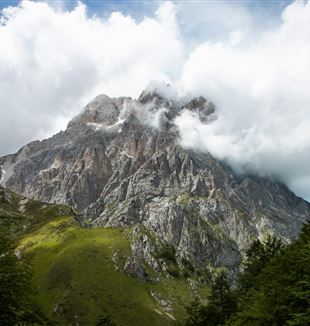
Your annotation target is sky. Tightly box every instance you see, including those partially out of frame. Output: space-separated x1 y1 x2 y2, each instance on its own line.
0 0 310 202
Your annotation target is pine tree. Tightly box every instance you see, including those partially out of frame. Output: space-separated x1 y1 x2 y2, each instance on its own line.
0 231 48 325
184 298 210 326
238 235 283 294
210 272 236 320
228 225 310 325
185 272 236 326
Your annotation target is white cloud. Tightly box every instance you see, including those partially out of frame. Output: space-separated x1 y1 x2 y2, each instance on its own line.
175 0 254 48
0 0 182 154
122 97 169 130
177 0 310 201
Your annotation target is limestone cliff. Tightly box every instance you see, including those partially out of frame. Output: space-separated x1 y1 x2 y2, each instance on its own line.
1 89 309 275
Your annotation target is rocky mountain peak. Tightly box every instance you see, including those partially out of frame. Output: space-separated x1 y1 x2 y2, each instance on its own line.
64 88 215 136
185 96 216 123
138 88 169 105
67 94 129 128
1 88 309 275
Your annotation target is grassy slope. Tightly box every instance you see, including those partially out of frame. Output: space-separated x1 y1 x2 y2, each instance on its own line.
1 187 208 325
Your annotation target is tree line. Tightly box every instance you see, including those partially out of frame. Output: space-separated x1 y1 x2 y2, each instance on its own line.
184 223 310 326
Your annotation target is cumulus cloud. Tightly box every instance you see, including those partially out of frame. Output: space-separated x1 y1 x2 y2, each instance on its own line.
122 97 169 130
176 0 310 200
175 0 254 48
0 0 310 202
0 0 182 155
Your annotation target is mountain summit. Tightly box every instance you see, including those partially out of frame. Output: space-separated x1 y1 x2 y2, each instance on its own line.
1 89 309 274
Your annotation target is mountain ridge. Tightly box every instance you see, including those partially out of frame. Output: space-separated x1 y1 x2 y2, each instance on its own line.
0 184 202 325
1 88 309 275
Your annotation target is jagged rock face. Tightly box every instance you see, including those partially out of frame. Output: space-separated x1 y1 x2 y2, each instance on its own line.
1 89 310 273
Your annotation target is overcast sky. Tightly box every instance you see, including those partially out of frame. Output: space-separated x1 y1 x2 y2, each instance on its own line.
1 0 310 202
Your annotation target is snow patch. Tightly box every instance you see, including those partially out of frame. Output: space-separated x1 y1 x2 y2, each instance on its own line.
106 117 125 129
87 122 104 131
0 167 5 184
87 117 125 132
0 157 17 186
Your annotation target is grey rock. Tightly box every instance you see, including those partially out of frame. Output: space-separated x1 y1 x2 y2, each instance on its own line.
150 290 173 313
1 89 310 275
124 256 149 281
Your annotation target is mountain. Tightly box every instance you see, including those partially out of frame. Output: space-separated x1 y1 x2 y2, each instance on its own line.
1 88 310 276
0 185 203 325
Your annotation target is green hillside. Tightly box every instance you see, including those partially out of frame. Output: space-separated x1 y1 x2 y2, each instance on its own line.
0 186 208 325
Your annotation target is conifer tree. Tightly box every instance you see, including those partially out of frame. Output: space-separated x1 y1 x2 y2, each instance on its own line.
0 231 48 325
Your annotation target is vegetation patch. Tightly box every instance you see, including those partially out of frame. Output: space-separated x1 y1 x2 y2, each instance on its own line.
184 229 310 325
106 201 117 215
157 243 177 263
1 187 210 325
17 216 205 325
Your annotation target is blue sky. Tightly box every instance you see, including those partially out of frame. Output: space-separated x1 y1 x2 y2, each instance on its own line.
0 1 293 47
79 0 292 20
0 1 292 20
0 0 156 17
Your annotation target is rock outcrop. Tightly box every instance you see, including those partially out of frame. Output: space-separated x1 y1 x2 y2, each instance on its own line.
1 88 309 275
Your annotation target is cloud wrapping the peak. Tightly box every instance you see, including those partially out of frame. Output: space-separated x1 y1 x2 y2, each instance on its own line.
122 99 169 130
176 0 310 200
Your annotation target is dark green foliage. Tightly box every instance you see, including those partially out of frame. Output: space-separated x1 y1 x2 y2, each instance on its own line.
234 234 284 319
209 272 236 320
181 257 195 273
185 272 236 325
184 225 310 326
230 225 310 326
167 265 180 278
157 243 181 277
157 243 177 263
185 298 210 326
0 231 48 326
96 314 117 326
238 235 283 295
